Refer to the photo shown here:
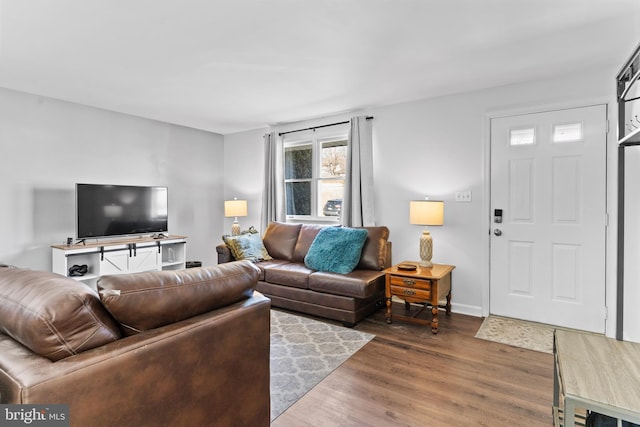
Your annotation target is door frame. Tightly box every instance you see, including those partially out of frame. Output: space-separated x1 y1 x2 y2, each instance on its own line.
482 99 615 336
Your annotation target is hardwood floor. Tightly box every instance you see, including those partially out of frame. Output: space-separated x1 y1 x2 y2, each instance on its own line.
271 304 554 426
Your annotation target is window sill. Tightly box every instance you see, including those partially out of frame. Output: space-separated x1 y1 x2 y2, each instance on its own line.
286 216 340 225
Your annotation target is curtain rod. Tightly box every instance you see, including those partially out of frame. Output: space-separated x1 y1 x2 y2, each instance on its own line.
278 116 374 136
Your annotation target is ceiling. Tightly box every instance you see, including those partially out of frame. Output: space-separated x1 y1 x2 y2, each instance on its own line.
0 0 638 135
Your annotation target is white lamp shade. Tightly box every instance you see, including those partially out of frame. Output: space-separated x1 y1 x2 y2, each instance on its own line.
224 199 248 217
409 200 444 226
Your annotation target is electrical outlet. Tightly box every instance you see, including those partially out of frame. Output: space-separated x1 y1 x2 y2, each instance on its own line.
455 191 472 202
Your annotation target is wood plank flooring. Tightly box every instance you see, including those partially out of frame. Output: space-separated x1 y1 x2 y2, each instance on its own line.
271 304 554 426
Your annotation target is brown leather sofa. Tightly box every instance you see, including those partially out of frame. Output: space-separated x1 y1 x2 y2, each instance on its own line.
217 222 391 326
0 261 270 427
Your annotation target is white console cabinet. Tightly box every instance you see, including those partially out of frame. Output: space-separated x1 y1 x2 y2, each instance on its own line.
52 235 187 290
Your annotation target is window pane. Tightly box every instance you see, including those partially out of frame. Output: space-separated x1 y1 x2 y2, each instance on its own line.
553 123 583 143
319 179 344 217
510 128 536 146
286 182 311 215
320 140 347 178
285 145 312 179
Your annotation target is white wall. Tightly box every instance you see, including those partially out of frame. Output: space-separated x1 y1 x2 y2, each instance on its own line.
0 87 225 270
223 66 623 336
223 128 266 234
373 68 619 323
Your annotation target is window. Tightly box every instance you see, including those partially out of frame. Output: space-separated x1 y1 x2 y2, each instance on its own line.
553 122 583 143
509 127 536 146
284 127 348 221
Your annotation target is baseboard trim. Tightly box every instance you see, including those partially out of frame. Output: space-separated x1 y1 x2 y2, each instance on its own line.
451 303 483 317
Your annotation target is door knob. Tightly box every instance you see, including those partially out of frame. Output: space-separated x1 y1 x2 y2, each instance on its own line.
493 229 502 236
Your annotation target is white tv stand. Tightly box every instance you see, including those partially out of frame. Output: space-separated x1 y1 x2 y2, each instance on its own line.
51 235 187 290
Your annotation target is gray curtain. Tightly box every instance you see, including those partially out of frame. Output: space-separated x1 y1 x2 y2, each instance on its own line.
261 131 285 232
341 116 375 226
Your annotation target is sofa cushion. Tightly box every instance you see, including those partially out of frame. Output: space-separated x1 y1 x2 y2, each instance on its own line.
223 233 272 262
304 227 368 274
0 267 121 361
98 261 259 335
262 222 302 261
263 262 314 289
309 270 385 298
357 226 391 270
292 224 332 262
256 281 356 310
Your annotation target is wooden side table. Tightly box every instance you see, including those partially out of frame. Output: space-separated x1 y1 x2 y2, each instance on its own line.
384 262 455 334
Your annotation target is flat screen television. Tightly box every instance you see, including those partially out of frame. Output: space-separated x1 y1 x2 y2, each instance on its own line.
76 184 168 239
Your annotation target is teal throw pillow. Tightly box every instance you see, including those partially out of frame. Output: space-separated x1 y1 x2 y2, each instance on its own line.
223 233 272 262
304 227 368 274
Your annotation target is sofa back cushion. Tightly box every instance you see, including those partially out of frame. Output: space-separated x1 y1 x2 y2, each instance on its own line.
262 222 302 261
357 226 391 270
304 227 369 274
97 261 260 335
223 232 272 262
292 224 331 262
0 266 121 361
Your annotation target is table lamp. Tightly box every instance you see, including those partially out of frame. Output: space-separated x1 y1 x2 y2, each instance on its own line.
409 199 444 267
224 198 248 236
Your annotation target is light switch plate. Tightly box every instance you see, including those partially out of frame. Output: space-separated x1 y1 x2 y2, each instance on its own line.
455 191 472 202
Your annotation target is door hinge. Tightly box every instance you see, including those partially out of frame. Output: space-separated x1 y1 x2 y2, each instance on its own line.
606 119 610 133
602 306 608 320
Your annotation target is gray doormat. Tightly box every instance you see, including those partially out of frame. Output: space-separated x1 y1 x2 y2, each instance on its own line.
475 315 554 354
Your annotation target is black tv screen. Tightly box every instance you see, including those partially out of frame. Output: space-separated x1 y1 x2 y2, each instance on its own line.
76 184 168 239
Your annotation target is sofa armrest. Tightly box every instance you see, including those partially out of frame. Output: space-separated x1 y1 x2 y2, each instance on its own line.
0 293 271 427
216 243 235 264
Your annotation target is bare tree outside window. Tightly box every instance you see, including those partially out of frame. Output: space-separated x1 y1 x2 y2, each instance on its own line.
321 145 346 178
319 140 347 217
284 144 312 216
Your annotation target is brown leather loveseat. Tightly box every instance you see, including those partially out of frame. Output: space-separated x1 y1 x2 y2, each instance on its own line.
0 261 270 427
217 222 391 326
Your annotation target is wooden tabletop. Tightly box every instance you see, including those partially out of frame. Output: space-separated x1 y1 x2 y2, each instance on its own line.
51 235 187 250
555 329 640 414
384 262 455 279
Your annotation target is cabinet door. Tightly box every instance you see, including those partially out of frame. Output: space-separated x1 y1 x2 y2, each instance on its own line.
100 251 131 275
130 247 160 273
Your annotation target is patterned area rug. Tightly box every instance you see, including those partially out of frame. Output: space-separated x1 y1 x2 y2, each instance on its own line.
475 315 554 354
270 310 374 421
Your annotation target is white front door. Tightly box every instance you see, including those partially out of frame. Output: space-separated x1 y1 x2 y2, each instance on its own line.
490 105 607 333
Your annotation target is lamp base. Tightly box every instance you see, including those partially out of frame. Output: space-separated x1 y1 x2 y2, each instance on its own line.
231 219 241 236
419 229 434 268
418 259 433 268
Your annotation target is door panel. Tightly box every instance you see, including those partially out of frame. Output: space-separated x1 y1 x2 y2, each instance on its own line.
100 251 129 275
490 105 607 333
130 247 160 273
99 246 160 275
